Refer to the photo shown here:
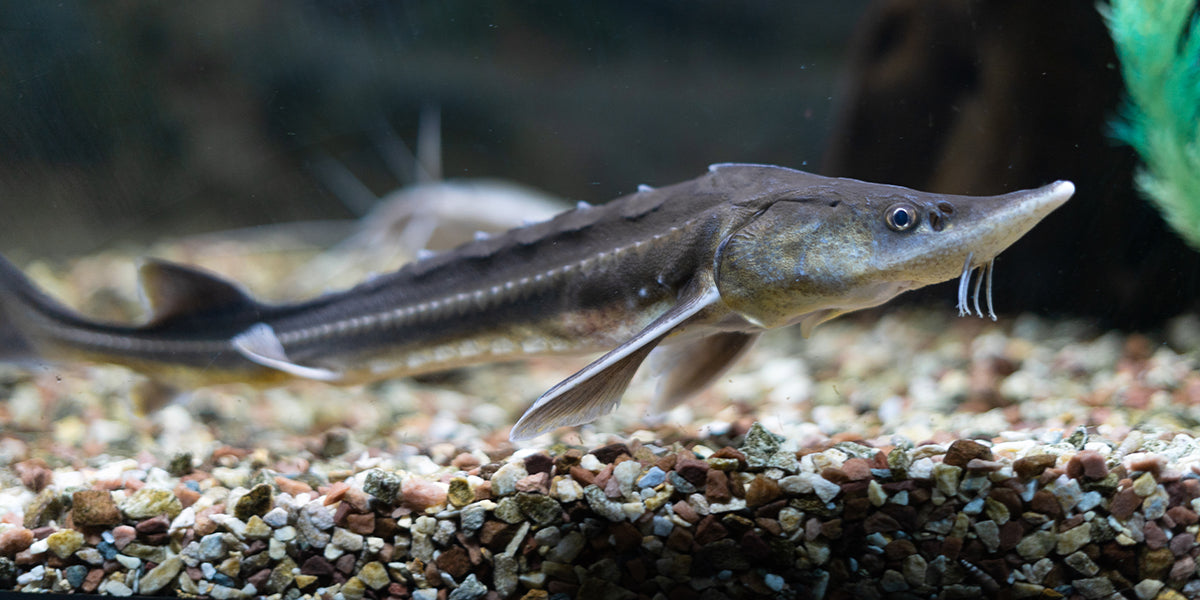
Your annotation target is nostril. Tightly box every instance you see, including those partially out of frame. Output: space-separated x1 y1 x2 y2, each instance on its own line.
936 201 955 215
929 212 944 231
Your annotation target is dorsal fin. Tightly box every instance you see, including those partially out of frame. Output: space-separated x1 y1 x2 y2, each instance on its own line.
138 259 256 325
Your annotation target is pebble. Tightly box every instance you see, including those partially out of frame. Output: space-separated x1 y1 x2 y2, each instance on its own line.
120 488 182 520
261 507 289 528
402 477 448 510
584 485 626 522
64 564 88 589
363 469 403 505
0 527 33 556
72 490 122 527
233 484 273 520
637 466 666 489
490 461 528 497
45 528 84 558
139 555 183 594
811 475 841 503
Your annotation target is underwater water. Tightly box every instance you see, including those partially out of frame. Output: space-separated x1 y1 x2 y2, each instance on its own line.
2 2 1200 598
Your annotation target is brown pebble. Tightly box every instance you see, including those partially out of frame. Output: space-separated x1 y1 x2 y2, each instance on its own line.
1030 489 1062 518
301 555 336 576
402 477 447 511
1141 547 1174 580
593 464 615 489
863 512 900 534
193 508 219 536
745 475 781 507
591 443 630 464
666 527 693 552
342 487 371 512
0 527 33 557
1067 450 1108 480
14 460 52 492
755 517 782 537
112 525 137 550
479 521 515 550
841 458 873 481
1130 454 1165 476
1144 521 1168 550
451 452 482 470
820 518 843 539
436 546 470 579
655 453 678 473
516 472 550 494
523 453 554 476
334 552 356 574
694 515 728 545
609 521 641 552
705 470 732 503
72 490 122 527
1013 454 1057 479
1169 532 1196 557
82 567 105 593
174 484 201 509
941 536 963 560
275 476 315 497
602 473 623 499
553 449 583 473
135 514 170 535
884 539 917 561
943 439 993 468
568 465 596 487
1171 556 1196 582
1110 488 1140 520
323 481 350 506
819 467 849 484
247 568 271 591
346 512 376 536
1167 505 1199 526
675 457 710 487
672 501 699 524
710 447 747 468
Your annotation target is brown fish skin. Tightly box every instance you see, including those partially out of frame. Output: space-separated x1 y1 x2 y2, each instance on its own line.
0 164 1074 439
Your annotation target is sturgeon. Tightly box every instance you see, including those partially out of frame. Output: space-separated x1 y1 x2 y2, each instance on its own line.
0 164 1074 439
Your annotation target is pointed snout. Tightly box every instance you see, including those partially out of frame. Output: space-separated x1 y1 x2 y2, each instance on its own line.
953 179 1075 265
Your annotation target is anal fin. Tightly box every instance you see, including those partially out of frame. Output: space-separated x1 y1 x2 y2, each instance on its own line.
509 283 721 441
232 323 342 381
652 331 759 413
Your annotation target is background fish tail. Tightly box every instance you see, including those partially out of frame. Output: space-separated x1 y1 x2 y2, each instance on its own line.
0 253 62 362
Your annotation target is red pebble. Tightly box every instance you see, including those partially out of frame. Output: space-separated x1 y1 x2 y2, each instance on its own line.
0 527 33 557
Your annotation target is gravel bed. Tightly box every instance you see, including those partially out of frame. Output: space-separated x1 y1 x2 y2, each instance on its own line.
2 237 1200 598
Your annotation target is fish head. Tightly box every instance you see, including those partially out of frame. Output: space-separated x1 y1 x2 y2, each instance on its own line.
713 174 1074 333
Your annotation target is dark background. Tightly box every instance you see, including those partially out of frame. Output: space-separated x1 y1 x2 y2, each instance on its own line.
1 1 1196 327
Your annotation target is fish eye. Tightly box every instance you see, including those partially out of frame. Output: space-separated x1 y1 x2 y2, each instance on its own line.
885 204 918 231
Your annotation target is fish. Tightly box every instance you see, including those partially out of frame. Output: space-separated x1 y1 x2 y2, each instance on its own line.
0 164 1074 440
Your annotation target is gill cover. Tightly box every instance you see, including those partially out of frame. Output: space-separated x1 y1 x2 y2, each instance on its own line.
714 199 872 332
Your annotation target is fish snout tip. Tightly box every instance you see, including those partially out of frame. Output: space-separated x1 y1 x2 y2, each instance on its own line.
1047 180 1076 205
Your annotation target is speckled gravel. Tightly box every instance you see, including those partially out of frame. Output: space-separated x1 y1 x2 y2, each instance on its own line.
3 234 1200 598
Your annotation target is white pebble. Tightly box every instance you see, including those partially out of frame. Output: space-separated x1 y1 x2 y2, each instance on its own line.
262 507 289 528
579 454 603 471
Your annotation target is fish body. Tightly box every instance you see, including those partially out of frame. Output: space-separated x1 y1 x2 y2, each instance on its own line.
0 164 1074 439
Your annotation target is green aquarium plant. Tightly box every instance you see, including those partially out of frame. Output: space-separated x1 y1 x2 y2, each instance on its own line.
1102 0 1200 249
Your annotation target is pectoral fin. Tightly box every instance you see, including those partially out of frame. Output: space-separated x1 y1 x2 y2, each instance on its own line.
509 283 721 441
232 323 343 381
651 331 759 413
